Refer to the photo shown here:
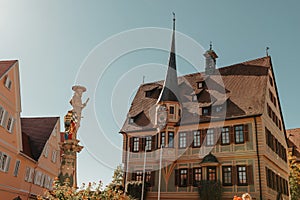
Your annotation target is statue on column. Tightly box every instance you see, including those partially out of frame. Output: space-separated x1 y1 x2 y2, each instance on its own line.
59 85 88 187
64 86 89 140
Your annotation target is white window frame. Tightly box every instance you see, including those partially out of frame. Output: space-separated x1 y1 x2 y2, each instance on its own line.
0 108 8 127
51 150 57 163
6 116 15 133
4 76 12 90
179 132 187 148
0 152 11 172
13 160 20 177
44 144 49 158
145 136 152 151
206 129 214 146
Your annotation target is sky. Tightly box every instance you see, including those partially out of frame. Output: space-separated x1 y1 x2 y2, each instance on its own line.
0 0 300 185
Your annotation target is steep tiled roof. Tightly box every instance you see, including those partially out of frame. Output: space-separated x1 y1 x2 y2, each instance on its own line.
121 56 271 133
0 60 18 79
21 117 59 161
287 128 300 160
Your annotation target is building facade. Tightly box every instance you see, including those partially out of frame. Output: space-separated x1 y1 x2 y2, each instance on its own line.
120 20 290 200
0 60 61 199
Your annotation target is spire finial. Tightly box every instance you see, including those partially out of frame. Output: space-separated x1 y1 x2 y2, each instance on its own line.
266 47 270 56
210 41 212 50
172 12 175 30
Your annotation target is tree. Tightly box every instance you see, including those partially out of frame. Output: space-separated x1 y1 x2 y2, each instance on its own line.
39 165 132 200
289 153 300 200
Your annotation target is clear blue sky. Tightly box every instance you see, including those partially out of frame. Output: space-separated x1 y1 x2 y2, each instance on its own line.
1 0 299 185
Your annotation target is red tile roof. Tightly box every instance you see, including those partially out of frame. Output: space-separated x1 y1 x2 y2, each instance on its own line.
287 128 300 160
21 117 59 161
0 60 18 79
121 56 271 133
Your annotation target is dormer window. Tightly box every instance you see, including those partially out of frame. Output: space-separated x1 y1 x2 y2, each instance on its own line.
197 82 203 89
202 107 211 115
129 118 134 124
216 106 223 112
192 95 198 102
4 76 12 90
145 91 152 98
169 106 175 114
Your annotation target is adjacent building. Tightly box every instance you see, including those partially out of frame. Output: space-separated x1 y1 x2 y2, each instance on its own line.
0 60 61 199
287 128 300 163
120 19 290 200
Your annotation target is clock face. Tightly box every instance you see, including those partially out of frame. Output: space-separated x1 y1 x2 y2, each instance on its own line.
156 105 167 130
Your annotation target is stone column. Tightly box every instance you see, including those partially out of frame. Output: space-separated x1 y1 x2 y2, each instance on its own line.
58 85 88 188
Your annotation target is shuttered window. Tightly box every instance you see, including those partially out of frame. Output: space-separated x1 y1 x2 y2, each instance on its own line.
221 127 230 145
222 166 232 186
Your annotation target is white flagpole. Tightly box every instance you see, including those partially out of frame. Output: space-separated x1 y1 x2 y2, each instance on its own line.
141 149 147 200
158 145 163 200
125 137 130 194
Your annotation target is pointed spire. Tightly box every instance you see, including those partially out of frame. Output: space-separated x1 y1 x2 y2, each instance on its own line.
157 13 179 103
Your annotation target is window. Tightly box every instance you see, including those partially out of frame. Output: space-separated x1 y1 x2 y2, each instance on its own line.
192 95 197 102
206 129 214 146
4 76 12 89
6 116 14 133
193 130 201 147
145 171 152 183
197 82 203 89
34 170 42 185
168 132 174 148
222 166 232 186
133 171 143 181
179 132 187 148
13 160 20 177
25 167 34 182
216 106 223 112
193 168 202 186
202 107 210 115
145 136 152 151
133 137 139 152
221 127 230 145
145 91 152 98
0 152 11 172
160 132 165 148
179 168 188 187
207 166 216 181
0 107 7 127
169 106 175 114
234 125 244 144
237 166 247 185
128 118 134 124
51 150 57 163
44 145 49 157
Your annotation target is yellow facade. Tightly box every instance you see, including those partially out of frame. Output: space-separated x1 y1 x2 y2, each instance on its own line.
0 61 61 199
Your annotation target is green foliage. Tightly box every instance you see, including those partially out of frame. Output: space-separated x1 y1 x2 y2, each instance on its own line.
39 165 132 200
289 154 300 200
197 180 223 200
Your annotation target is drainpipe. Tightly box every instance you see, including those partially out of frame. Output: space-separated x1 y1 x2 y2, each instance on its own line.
254 117 263 200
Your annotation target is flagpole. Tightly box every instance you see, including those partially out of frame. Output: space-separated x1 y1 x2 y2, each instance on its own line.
141 149 147 200
158 145 163 200
125 137 130 194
